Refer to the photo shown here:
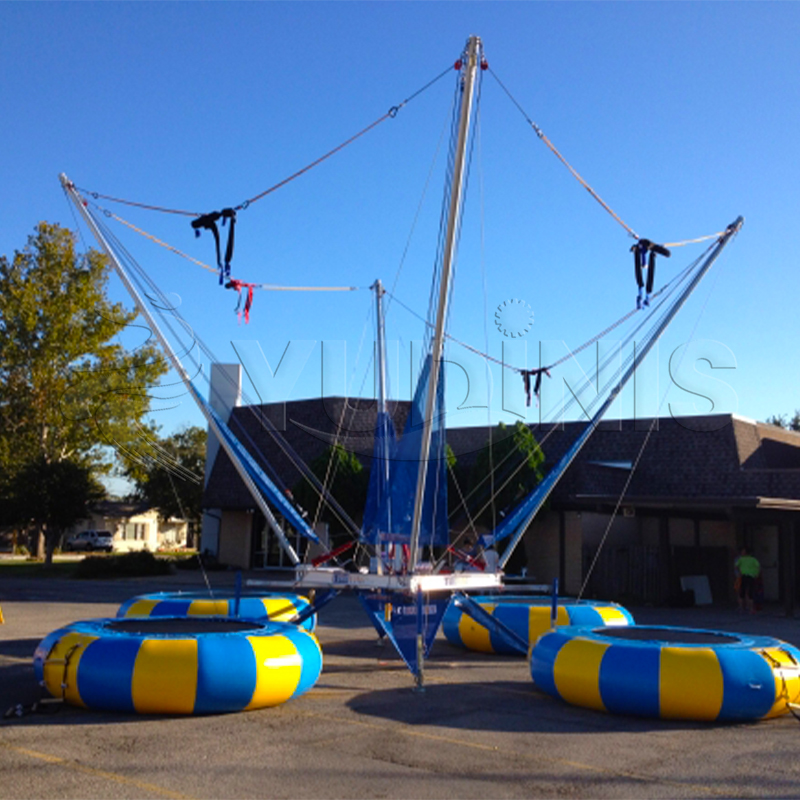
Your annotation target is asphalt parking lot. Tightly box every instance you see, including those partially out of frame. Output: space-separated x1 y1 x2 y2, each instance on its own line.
2 571 800 799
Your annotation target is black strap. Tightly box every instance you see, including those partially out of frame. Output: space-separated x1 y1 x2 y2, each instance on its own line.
633 239 650 289
191 211 222 270
521 368 550 407
522 371 532 406
192 208 237 284
646 249 656 294
632 239 671 299
220 208 236 281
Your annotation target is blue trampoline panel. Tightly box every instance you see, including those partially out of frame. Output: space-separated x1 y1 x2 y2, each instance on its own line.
194 636 257 714
441 603 461 646
289 631 324 698
148 600 191 617
78 636 141 712
491 605 529 655
530 631 571 697
236 598 269 620
717 648 776 721
599 644 660 718
566 606 604 626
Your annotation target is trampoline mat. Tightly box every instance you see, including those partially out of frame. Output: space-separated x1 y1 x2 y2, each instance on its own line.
595 626 738 645
107 618 261 635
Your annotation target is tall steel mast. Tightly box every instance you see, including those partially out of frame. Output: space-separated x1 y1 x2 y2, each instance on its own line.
372 278 391 571
408 35 482 571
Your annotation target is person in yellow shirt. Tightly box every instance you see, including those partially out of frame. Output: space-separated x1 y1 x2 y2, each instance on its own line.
735 546 761 614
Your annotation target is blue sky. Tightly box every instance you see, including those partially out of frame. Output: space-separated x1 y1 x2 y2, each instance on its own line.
2 1 799 452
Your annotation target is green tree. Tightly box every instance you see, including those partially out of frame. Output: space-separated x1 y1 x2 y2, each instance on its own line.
122 426 206 547
468 421 545 528
9 457 105 564
767 411 800 432
292 443 368 538
0 222 167 555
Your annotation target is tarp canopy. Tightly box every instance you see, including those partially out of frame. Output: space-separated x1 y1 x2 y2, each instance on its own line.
361 356 448 548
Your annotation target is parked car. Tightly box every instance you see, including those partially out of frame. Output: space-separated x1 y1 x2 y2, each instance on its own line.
64 530 114 553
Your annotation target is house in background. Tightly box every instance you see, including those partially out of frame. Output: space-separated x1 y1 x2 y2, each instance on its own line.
521 414 800 612
201 365 800 611
71 500 188 552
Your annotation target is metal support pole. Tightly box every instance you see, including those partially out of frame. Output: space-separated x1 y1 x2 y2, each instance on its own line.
498 217 744 570
372 279 390 573
413 586 426 692
60 175 300 565
409 35 482 572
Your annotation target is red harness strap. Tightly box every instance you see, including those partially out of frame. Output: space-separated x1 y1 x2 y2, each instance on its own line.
225 279 256 323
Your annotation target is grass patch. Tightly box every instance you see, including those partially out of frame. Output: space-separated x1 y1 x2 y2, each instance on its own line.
74 551 174 579
0 559 80 578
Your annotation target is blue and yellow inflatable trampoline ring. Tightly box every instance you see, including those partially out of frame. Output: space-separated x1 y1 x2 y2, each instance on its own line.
117 591 315 631
530 624 800 722
33 616 322 715
442 595 634 655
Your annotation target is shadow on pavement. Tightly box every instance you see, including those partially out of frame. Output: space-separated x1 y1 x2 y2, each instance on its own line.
345 679 748 736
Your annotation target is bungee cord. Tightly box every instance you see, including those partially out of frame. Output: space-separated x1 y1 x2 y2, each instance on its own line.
384 247 699 382
84 204 363 540
488 66 726 251
84 199 363 323
77 63 456 220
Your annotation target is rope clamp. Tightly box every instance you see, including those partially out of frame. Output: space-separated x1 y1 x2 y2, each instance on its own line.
388 105 399 118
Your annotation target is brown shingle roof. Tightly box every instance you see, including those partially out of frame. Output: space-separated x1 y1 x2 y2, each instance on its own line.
203 397 412 509
203 403 800 512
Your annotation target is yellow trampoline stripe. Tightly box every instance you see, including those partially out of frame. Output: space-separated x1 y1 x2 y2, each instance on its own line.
457 602 495 653
528 605 569 646
595 607 628 626
245 635 302 709
660 647 723 720
262 597 298 622
760 647 800 719
124 599 160 617
187 599 229 616
132 639 197 714
553 638 608 711
42 632 98 707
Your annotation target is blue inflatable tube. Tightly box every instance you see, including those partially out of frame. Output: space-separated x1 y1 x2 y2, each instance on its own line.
442 595 634 655
530 624 800 721
34 616 322 715
117 591 315 631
